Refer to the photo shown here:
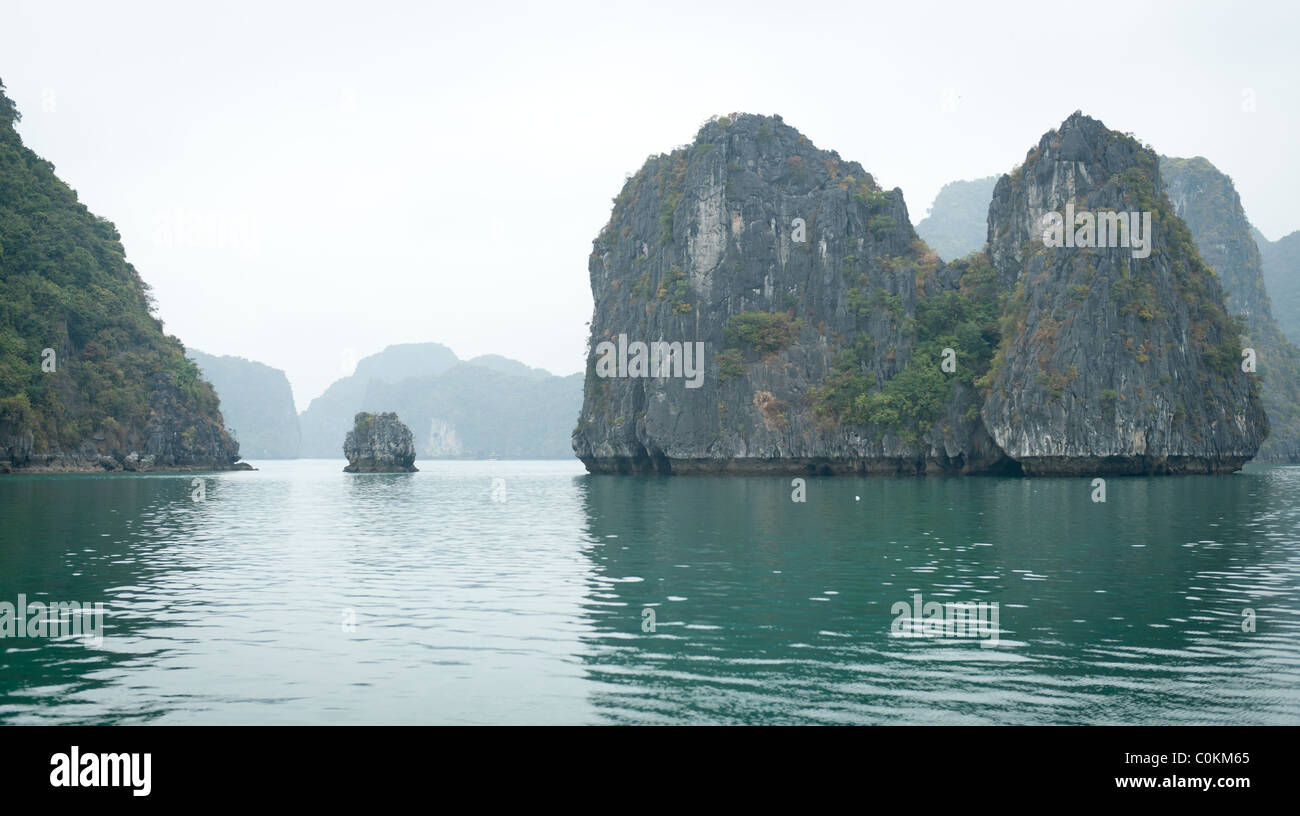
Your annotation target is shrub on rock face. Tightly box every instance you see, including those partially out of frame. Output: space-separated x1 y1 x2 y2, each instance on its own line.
343 412 418 473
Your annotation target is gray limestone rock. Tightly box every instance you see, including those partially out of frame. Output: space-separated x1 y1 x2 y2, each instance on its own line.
574 112 1267 476
343 412 418 473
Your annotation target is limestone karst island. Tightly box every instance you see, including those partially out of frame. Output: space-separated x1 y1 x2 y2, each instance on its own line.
343 412 418 473
573 112 1275 476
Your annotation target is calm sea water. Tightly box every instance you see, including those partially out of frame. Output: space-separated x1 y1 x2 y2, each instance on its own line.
1 459 1298 725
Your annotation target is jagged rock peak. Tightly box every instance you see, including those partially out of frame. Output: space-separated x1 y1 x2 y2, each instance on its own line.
575 113 978 475
982 113 1267 472
987 111 1158 286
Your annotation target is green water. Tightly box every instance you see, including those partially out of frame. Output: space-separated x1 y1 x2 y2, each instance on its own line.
1 460 1297 724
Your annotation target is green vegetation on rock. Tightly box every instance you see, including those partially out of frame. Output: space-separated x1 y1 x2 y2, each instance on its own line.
724 311 801 354
0 79 238 469
816 254 1001 440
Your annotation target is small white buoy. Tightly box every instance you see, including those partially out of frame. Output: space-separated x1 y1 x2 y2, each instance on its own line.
855 496 860 501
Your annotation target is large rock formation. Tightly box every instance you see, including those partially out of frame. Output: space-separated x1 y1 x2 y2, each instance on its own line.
343 412 417 472
188 349 301 459
981 115 1265 474
0 79 245 473
574 113 990 474
1162 157 1300 463
573 112 1266 475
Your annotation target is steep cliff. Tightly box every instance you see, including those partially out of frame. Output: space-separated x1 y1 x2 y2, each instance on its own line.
1161 157 1300 462
187 349 301 459
0 79 243 473
573 113 1008 474
982 114 1264 473
574 112 1266 475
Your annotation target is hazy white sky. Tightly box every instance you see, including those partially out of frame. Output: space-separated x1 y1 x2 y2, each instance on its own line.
2 0 1296 410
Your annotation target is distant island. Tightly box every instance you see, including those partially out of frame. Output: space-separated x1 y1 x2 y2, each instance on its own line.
914 176 999 262
187 350 301 459
297 343 581 460
185 343 584 463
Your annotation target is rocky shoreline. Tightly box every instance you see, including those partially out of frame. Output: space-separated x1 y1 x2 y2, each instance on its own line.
576 453 1254 476
0 456 254 474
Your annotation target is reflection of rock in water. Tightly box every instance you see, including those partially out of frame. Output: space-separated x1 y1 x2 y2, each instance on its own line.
424 418 463 457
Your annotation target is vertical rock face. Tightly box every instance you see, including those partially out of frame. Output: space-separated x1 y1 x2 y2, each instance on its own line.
983 113 1265 473
574 112 1267 476
423 418 463 457
1162 158 1272 324
1162 157 1300 463
572 113 1006 474
343 412 417 472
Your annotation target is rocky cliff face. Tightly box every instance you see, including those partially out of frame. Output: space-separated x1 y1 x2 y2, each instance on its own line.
1162 157 1300 463
574 113 1007 474
1162 158 1273 325
574 112 1266 475
982 114 1265 473
2 369 245 473
423 417 464 457
343 412 417 472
